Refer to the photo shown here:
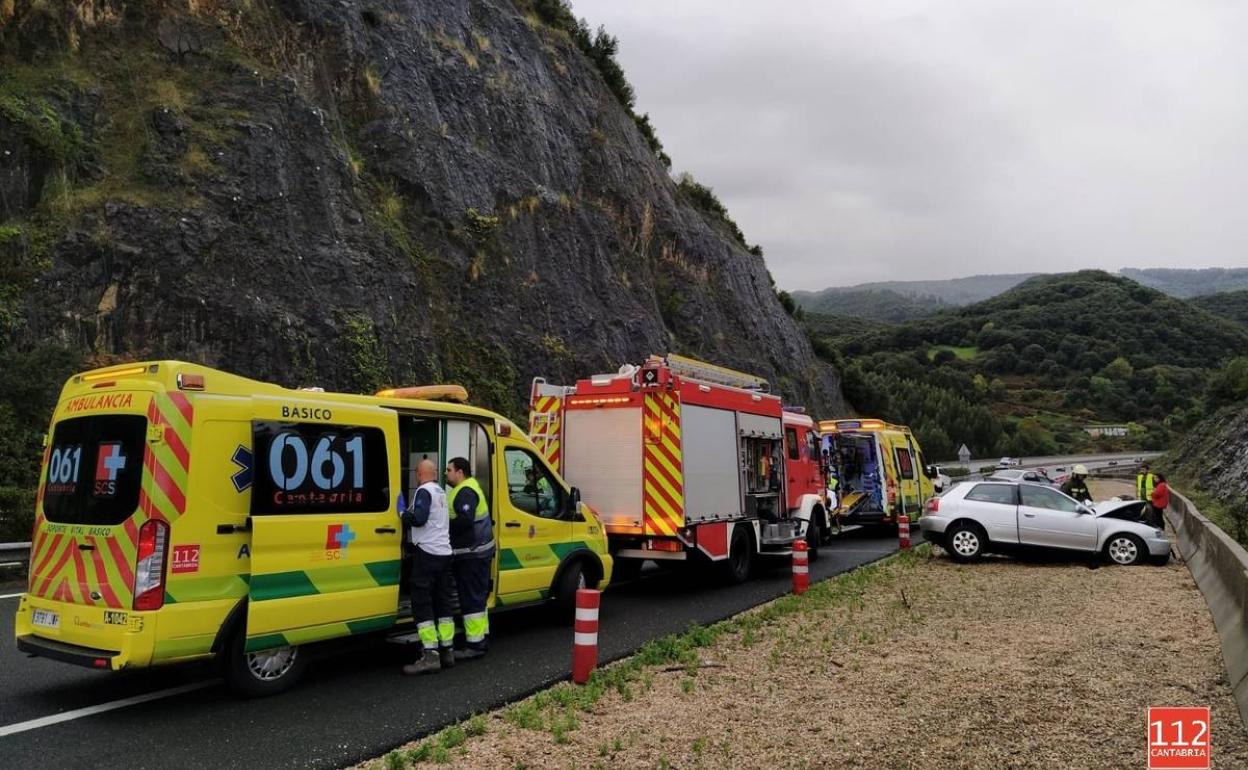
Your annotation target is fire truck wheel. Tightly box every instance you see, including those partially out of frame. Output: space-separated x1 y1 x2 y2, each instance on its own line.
611 558 643 582
719 527 753 585
805 514 822 561
223 628 307 698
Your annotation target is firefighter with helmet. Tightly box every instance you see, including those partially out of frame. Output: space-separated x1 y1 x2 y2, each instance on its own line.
1061 464 1092 503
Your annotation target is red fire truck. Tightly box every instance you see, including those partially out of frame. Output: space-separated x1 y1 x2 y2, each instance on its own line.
529 354 830 583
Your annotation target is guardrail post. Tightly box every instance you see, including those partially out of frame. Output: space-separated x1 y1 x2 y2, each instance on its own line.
898 515 911 550
792 540 809 595
572 588 600 684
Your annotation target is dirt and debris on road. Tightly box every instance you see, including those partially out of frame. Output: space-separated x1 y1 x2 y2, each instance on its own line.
363 491 1246 769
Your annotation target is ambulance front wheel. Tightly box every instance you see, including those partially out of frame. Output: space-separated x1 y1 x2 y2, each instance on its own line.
224 631 308 698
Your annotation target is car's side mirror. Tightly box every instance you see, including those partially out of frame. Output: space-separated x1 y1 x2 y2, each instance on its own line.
1077 504 1093 515
564 486 583 520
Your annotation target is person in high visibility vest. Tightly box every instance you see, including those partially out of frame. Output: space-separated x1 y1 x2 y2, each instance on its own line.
400 459 457 675
1136 462 1157 502
446 456 495 660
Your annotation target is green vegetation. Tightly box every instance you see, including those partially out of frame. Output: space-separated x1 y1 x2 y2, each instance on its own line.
1191 290 1248 330
1121 267 1248 298
928 345 978 362
810 271 1248 459
795 287 948 322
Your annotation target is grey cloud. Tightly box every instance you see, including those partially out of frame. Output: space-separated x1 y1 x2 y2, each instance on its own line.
571 0 1248 288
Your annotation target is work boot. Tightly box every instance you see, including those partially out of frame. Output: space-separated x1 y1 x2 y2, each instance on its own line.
439 647 456 669
402 650 442 675
453 646 487 662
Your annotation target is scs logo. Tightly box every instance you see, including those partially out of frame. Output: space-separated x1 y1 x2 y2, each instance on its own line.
93 443 127 497
324 524 356 560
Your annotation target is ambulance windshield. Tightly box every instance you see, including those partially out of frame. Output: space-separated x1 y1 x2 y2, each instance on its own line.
42 415 147 526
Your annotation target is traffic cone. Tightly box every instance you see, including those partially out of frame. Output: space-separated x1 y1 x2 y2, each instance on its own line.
571 588 600 684
792 539 809 594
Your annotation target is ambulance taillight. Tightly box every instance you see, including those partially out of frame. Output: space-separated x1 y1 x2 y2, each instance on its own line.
133 520 169 611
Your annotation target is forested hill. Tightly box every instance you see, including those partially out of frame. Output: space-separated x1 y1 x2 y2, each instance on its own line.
1191 290 1248 330
0 0 843 538
811 271 1248 460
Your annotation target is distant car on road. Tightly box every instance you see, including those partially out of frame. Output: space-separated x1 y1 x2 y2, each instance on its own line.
997 457 1014 469
920 481 1170 566
1108 460 1118 466
988 468 1059 488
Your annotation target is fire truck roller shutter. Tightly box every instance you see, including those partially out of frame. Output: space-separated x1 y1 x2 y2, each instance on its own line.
737 412 783 439
562 407 643 528
681 405 743 524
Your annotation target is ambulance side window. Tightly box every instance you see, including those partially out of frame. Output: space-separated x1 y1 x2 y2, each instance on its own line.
504 448 563 519
251 421 390 514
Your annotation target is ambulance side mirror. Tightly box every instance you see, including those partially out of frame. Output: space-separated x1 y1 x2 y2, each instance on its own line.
564 487 583 521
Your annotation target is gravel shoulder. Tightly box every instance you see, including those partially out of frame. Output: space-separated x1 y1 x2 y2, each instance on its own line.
360 483 1247 770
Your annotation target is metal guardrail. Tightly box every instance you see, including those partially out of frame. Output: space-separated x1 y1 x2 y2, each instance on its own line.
0 541 31 572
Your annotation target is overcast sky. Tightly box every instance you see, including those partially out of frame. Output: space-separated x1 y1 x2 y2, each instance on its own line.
570 0 1248 290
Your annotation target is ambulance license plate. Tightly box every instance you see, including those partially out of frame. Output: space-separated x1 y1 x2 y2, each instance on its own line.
32 609 59 629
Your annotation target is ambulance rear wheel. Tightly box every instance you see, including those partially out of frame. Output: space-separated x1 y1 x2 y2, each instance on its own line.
719 527 752 585
224 631 307 698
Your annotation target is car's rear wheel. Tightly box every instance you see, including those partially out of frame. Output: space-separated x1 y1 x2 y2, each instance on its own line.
224 631 307 698
1104 533 1147 566
945 521 984 563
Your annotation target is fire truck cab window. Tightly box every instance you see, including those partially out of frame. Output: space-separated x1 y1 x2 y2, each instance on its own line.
505 448 563 519
785 428 799 461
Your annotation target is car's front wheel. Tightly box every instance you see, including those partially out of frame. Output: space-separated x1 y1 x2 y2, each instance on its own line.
1104 533 1147 566
945 521 985 563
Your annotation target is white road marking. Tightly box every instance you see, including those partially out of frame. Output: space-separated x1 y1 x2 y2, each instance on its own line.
0 681 218 738
0 592 25 600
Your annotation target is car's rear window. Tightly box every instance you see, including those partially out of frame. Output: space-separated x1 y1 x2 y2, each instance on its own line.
966 483 1018 505
42 415 147 526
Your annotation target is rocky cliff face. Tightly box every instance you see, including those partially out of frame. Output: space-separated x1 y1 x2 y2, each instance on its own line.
0 0 844 423
1168 404 1248 521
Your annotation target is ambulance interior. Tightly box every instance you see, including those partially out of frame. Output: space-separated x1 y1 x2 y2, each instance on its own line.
395 417 492 608
828 433 884 514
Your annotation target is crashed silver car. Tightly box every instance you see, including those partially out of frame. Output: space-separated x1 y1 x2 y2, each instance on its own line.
919 480 1170 566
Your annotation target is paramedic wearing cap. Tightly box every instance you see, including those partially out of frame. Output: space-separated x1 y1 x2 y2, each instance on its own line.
446 456 495 660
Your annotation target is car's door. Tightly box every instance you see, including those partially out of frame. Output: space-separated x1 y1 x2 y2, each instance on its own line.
1017 485 1097 551
959 483 1020 544
247 400 401 648
494 443 572 605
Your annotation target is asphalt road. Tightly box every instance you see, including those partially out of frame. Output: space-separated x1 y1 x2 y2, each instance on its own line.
0 529 904 770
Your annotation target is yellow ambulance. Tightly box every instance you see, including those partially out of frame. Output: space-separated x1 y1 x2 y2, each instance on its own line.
15 362 611 695
819 418 936 524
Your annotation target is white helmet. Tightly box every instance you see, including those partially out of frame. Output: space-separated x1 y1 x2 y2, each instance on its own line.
1073 464 1089 476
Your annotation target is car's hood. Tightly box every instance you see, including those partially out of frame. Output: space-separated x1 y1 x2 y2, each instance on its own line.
1093 498 1145 517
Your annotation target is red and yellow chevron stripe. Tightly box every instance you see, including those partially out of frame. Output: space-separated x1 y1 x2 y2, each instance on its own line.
642 392 684 537
528 395 564 472
27 391 194 609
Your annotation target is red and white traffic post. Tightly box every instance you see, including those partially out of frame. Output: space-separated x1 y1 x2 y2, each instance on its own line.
792 539 809 594
572 588 600 684
898 514 911 550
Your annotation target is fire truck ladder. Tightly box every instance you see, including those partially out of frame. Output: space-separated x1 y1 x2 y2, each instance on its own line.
663 353 770 392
